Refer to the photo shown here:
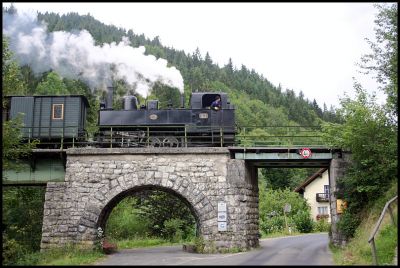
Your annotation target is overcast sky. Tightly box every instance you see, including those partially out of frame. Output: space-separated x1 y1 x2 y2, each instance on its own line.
3 2 388 108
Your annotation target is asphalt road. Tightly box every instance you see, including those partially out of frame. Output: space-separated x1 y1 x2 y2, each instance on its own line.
96 233 333 265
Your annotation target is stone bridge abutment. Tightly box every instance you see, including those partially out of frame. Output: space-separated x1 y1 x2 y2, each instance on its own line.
40 148 259 252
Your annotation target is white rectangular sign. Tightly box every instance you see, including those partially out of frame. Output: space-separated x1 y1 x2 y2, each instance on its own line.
218 202 227 212
218 212 227 222
218 221 227 232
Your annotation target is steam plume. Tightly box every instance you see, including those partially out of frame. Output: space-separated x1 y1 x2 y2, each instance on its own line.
2 9 184 97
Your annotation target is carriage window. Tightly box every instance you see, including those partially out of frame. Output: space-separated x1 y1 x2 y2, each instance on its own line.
52 104 64 120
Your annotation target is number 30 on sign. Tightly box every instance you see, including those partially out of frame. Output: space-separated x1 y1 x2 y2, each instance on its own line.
299 148 312 159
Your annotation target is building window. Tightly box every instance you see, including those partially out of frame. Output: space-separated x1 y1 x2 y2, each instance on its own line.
52 104 64 120
318 206 329 215
324 185 330 194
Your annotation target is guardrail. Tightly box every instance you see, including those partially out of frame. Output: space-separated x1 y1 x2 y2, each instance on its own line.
97 125 234 148
18 125 328 148
236 125 326 147
368 195 398 265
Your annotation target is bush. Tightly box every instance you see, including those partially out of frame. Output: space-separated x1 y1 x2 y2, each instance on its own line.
258 183 313 235
163 218 185 242
2 236 28 265
293 210 313 233
337 209 361 239
260 215 286 234
313 218 331 232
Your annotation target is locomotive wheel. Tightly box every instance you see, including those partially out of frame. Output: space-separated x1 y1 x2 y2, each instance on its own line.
162 137 180 147
147 137 162 147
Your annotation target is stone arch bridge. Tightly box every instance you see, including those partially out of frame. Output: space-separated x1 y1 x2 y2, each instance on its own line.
40 147 349 252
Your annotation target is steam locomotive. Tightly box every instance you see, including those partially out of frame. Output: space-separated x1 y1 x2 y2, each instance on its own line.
3 91 236 148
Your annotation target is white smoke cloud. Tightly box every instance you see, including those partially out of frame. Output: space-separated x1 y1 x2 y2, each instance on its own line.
2 9 184 97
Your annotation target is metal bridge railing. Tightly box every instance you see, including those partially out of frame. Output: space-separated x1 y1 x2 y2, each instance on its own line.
235 125 326 147
368 195 398 265
97 125 234 148
18 125 327 148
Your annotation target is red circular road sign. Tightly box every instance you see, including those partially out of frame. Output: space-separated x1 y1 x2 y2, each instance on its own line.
300 148 312 159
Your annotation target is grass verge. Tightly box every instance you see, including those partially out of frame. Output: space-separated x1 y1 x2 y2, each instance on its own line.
108 237 179 249
14 246 106 266
330 182 398 265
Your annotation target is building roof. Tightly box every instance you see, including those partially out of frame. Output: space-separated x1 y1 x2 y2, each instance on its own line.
294 168 328 193
5 95 90 107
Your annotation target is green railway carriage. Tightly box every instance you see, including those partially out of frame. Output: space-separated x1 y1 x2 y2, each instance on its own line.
3 95 90 142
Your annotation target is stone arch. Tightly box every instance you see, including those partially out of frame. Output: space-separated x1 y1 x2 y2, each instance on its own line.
96 185 201 236
76 174 214 245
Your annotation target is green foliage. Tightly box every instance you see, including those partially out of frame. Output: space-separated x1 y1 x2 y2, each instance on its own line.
258 179 312 235
105 197 151 239
105 191 196 243
2 234 27 266
330 181 397 265
193 236 205 253
14 245 105 266
2 116 39 172
360 3 398 119
337 209 362 239
321 3 397 240
292 210 313 233
2 187 46 265
133 190 196 240
261 168 317 191
313 218 331 232
148 82 182 108
322 83 397 238
2 37 38 172
2 37 26 97
374 221 398 265
260 215 286 234
109 237 175 250
163 218 185 242
35 71 69 95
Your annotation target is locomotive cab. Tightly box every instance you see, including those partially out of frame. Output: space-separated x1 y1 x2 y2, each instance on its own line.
189 92 233 109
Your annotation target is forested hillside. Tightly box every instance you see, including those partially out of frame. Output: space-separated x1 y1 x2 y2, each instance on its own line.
29 11 339 127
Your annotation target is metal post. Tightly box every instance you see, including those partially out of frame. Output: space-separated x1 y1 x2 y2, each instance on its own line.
61 127 64 149
370 238 378 265
184 126 188 148
220 127 223 147
243 127 246 146
28 128 31 144
147 127 150 147
72 135 75 148
110 127 113 148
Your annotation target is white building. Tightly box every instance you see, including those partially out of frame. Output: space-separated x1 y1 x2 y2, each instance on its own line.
294 168 331 222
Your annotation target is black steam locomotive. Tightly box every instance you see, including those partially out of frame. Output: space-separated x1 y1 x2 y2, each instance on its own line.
3 91 236 148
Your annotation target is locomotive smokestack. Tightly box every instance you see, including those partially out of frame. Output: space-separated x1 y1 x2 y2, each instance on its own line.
180 94 185 108
106 86 113 109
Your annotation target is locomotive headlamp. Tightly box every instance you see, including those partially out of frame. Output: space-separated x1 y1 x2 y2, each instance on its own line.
199 113 209 119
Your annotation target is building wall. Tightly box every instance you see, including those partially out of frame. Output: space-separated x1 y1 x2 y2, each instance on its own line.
303 170 331 222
